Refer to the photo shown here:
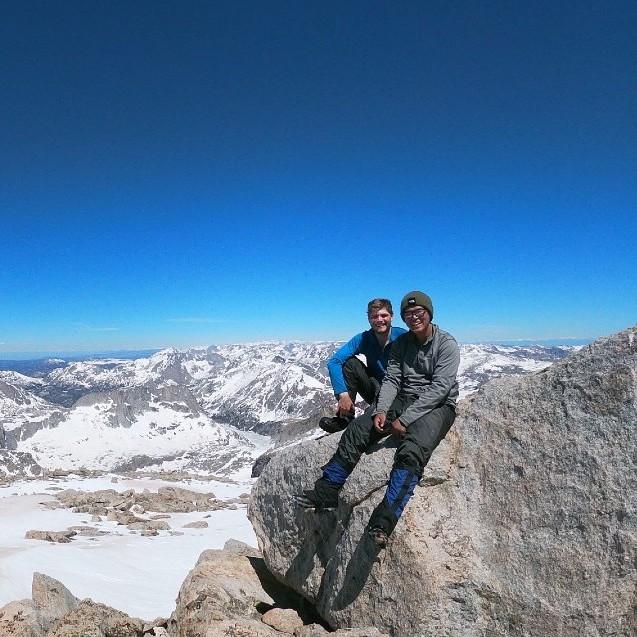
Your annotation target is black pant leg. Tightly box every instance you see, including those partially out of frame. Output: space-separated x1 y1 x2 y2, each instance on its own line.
393 404 456 475
342 356 380 406
334 406 385 468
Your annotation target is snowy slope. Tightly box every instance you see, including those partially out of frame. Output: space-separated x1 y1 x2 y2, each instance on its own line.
0 370 44 387
0 380 65 444
457 343 576 397
18 385 260 474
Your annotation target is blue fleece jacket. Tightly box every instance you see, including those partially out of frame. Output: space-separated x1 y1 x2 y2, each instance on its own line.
327 326 407 397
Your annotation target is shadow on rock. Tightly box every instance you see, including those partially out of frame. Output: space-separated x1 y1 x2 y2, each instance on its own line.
331 518 383 611
249 554 325 626
285 508 346 591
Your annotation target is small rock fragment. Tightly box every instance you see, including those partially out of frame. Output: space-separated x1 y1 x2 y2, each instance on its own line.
25 530 76 543
262 607 303 633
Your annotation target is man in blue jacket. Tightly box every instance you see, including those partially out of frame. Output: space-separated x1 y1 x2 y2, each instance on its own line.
320 298 407 433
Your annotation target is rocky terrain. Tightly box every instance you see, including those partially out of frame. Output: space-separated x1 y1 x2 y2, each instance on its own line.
23 485 251 541
0 546 388 637
0 341 575 479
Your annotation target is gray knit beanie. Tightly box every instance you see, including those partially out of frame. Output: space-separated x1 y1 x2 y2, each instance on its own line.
400 291 434 320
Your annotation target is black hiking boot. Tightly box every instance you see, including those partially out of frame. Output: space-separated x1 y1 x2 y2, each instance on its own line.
294 489 337 510
368 526 389 548
294 475 342 511
319 415 352 434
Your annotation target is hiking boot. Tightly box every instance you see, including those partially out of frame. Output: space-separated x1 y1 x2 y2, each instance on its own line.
294 490 337 510
368 526 389 548
319 416 350 434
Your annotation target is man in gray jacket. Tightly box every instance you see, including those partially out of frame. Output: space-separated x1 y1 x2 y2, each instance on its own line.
297 290 460 548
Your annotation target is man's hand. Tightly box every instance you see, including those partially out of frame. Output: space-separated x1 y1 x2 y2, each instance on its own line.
373 412 388 433
390 419 407 436
337 393 354 417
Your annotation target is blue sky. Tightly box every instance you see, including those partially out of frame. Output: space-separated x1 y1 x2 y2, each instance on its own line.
1 1 636 356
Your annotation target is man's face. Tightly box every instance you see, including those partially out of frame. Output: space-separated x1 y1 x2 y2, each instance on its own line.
403 306 431 336
367 308 393 334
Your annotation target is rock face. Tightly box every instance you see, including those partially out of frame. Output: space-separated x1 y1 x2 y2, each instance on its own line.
249 327 637 637
47 600 143 637
0 573 79 636
31 573 79 633
0 450 44 480
167 540 293 636
0 546 387 637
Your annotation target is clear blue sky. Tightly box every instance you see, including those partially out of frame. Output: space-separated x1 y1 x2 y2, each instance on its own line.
1 1 636 356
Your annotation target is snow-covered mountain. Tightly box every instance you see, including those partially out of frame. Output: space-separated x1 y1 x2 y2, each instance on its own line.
0 379 65 448
0 341 577 476
18 384 255 474
457 343 577 397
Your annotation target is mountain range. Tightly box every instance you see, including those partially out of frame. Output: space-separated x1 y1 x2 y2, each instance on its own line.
0 341 578 477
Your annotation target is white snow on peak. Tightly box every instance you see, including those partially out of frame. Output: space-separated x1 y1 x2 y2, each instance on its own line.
19 399 248 472
0 370 44 386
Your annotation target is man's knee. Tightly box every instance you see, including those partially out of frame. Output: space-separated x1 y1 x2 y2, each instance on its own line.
343 357 379 405
340 410 375 444
394 439 430 476
336 410 377 466
343 356 366 385
393 406 455 475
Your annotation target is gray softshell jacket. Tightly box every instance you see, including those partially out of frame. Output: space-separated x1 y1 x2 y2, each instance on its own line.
374 325 460 426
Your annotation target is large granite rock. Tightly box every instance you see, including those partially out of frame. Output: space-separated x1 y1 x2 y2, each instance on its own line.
47 600 143 637
167 540 306 637
0 573 78 637
248 327 637 636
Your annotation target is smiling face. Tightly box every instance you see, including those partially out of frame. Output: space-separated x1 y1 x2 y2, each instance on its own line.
403 305 431 339
367 307 393 335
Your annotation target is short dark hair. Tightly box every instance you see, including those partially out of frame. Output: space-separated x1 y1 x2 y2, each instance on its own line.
367 298 393 315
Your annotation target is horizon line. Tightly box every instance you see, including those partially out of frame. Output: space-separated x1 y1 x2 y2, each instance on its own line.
0 336 597 361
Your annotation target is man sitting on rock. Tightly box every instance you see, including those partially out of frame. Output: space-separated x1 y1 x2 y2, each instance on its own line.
319 298 406 433
299 291 460 548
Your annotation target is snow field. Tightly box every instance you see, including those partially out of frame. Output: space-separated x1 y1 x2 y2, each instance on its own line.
0 475 257 619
